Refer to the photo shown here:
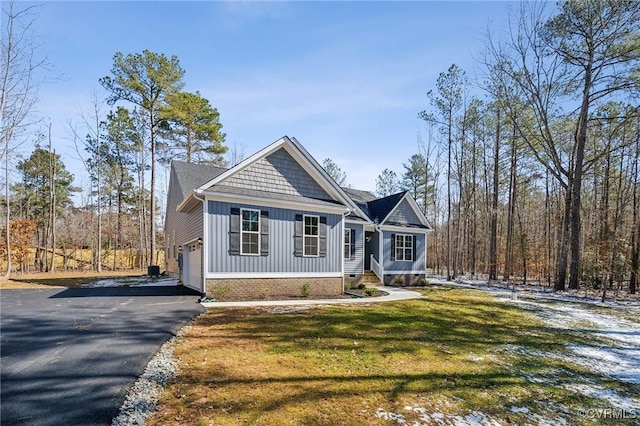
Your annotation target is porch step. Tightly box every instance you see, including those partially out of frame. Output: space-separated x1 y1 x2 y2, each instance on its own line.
362 270 381 285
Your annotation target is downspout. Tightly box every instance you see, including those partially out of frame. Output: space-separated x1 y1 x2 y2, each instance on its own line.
341 209 351 293
193 190 207 299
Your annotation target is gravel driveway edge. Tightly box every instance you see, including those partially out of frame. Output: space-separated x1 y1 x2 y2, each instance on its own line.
111 314 203 426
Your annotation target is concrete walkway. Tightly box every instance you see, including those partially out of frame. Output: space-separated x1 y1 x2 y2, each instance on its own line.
201 286 422 308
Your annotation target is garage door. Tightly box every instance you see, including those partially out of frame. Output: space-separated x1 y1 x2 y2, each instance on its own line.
183 243 202 292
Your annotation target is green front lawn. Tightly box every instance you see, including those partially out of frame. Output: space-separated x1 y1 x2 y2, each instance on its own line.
149 288 634 425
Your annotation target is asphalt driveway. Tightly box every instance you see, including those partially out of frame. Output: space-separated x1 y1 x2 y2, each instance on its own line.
0 286 204 426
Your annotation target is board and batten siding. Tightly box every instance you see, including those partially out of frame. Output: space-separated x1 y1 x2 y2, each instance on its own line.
207 200 342 274
382 230 426 272
344 223 364 274
386 198 425 226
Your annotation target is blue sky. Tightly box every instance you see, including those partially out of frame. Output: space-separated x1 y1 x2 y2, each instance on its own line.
25 1 516 198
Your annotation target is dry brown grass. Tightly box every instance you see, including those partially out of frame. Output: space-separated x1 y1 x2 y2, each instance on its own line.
0 270 147 289
148 289 622 425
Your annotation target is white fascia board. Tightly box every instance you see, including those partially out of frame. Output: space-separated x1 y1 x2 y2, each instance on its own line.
206 272 342 279
203 191 349 215
286 138 370 220
197 137 290 190
378 224 430 234
380 193 432 230
345 218 367 225
176 191 203 213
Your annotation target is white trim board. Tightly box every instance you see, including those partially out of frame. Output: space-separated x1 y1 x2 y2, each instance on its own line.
203 192 349 215
206 272 343 279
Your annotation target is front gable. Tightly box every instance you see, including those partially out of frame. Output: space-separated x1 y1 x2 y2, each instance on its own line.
221 148 332 201
197 136 369 218
378 192 432 231
385 198 425 227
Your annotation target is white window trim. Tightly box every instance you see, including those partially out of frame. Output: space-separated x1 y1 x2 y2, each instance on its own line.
395 233 413 262
303 214 320 257
344 227 352 260
240 208 261 256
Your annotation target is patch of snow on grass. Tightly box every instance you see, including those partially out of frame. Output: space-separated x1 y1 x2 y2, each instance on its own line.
513 299 640 386
399 406 504 426
375 408 406 424
563 383 638 412
568 345 640 385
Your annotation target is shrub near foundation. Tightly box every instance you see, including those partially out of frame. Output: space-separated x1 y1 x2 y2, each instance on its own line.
300 282 311 297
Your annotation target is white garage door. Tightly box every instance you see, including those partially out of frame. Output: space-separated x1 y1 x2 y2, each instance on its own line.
183 243 202 292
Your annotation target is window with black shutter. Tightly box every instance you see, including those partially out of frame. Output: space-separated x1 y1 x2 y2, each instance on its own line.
294 214 327 258
394 234 413 261
230 207 269 256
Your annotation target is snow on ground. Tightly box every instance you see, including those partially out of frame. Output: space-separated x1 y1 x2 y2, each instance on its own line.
505 295 640 387
375 405 566 426
430 279 640 411
86 276 179 288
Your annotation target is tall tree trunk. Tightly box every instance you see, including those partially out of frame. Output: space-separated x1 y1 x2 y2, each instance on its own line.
630 140 639 294
446 116 452 280
517 190 527 285
489 109 500 281
48 124 56 272
504 127 517 282
4 146 11 277
471 131 478 277
555 186 572 291
150 110 157 267
568 62 593 290
545 171 552 286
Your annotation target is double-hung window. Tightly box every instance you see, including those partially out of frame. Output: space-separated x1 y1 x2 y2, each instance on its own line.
395 234 413 261
241 209 260 255
303 215 319 257
344 228 352 259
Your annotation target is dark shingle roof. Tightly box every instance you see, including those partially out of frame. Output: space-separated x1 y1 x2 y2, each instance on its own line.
341 188 411 224
341 187 375 219
366 191 407 224
341 187 377 203
172 161 227 199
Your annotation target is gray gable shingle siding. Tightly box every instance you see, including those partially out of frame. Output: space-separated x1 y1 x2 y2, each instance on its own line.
386 198 425 227
222 148 332 200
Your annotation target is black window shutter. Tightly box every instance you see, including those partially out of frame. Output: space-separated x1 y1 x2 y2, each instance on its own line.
390 233 396 261
260 210 269 256
319 216 327 257
412 235 417 261
294 214 303 257
229 208 240 255
350 228 356 258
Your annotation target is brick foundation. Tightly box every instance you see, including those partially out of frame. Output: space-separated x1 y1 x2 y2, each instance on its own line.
206 277 343 301
383 273 425 286
343 274 363 288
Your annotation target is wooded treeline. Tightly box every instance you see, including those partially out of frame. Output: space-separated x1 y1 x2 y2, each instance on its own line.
1 1 638 297
367 1 639 294
1 0 227 274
